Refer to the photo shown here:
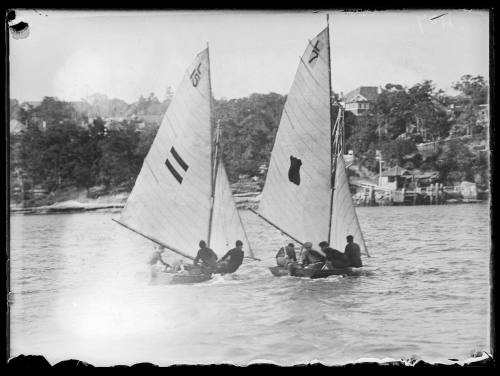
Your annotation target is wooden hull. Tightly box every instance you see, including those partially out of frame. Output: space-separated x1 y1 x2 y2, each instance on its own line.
150 270 212 285
269 264 354 279
269 266 291 277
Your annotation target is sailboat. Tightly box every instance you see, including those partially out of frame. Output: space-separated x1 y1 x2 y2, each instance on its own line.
251 20 370 279
114 46 254 284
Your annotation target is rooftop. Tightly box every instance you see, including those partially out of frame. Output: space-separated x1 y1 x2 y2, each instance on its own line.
381 166 411 177
344 86 379 103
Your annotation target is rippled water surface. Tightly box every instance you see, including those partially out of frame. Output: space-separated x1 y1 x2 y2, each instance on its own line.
9 204 491 365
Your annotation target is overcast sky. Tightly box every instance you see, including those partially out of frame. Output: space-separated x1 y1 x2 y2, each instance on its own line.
9 9 489 103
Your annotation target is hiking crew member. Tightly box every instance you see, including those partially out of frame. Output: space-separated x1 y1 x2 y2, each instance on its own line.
218 240 245 274
318 241 350 268
275 243 297 267
149 246 171 270
344 235 363 267
193 240 218 272
301 242 326 266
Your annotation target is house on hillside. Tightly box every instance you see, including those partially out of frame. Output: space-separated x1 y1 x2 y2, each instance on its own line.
344 86 379 116
10 119 27 134
134 114 163 130
478 104 489 126
20 101 41 110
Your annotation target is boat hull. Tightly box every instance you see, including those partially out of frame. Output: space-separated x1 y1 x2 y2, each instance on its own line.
269 264 354 278
150 270 212 285
269 266 291 277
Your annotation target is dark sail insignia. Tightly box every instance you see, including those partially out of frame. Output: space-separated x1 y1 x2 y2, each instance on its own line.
165 147 189 183
165 159 183 184
190 63 202 87
288 155 302 185
308 40 320 64
170 146 189 171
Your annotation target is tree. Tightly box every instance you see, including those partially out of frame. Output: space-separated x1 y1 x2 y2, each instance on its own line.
97 120 142 189
214 92 285 181
408 80 451 141
453 75 488 105
435 139 475 184
451 75 489 136
345 111 378 155
375 83 413 140
379 139 418 167
34 96 80 127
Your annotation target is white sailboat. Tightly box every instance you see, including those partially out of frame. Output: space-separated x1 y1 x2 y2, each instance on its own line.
251 20 370 278
114 46 254 284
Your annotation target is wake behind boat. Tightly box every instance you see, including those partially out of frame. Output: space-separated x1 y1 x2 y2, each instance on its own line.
114 46 254 285
252 18 371 279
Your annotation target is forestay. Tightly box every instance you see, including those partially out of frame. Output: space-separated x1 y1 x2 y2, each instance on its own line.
118 49 212 259
329 154 369 256
258 28 332 246
210 161 255 258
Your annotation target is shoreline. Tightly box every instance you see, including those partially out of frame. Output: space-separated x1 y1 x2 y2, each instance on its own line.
10 192 486 215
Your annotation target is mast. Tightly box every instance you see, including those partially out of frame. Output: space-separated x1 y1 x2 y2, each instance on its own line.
327 14 336 244
207 42 217 247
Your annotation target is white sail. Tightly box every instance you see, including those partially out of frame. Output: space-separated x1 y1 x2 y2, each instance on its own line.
258 28 332 246
329 154 369 256
118 49 212 258
210 161 255 258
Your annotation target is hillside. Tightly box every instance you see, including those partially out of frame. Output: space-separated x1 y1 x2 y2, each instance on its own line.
9 75 489 207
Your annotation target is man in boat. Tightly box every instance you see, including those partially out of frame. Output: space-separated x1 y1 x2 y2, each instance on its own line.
275 243 297 267
193 240 218 273
318 241 350 269
216 240 245 274
344 235 363 267
300 242 326 267
149 246 171 274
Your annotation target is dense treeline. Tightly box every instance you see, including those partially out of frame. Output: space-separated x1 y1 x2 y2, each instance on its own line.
9 75 489 203
214 93 286 181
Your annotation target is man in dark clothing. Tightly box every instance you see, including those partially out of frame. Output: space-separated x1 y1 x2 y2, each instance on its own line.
275 243 297 266
217 240 245 274
318 241 350 268
301 242 326 266
344 235 363 267
193 240 218 272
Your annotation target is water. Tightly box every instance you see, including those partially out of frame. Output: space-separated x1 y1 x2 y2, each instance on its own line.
9 204 491 366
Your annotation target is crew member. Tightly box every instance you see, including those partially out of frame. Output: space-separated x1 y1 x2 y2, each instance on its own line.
217 240 245 274
275 243 297 267
344 235 363 267
149 246 171 270
301 242 326 266
318 241 350 268
193 240 218 273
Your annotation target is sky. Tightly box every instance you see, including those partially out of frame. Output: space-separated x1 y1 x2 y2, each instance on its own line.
9 9 490 103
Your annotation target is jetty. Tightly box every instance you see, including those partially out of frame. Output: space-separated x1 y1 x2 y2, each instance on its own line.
350 166 486 206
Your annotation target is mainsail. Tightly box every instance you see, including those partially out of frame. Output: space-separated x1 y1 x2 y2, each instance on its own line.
258 24 369 256
116 47 252 259
259 28 332 247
